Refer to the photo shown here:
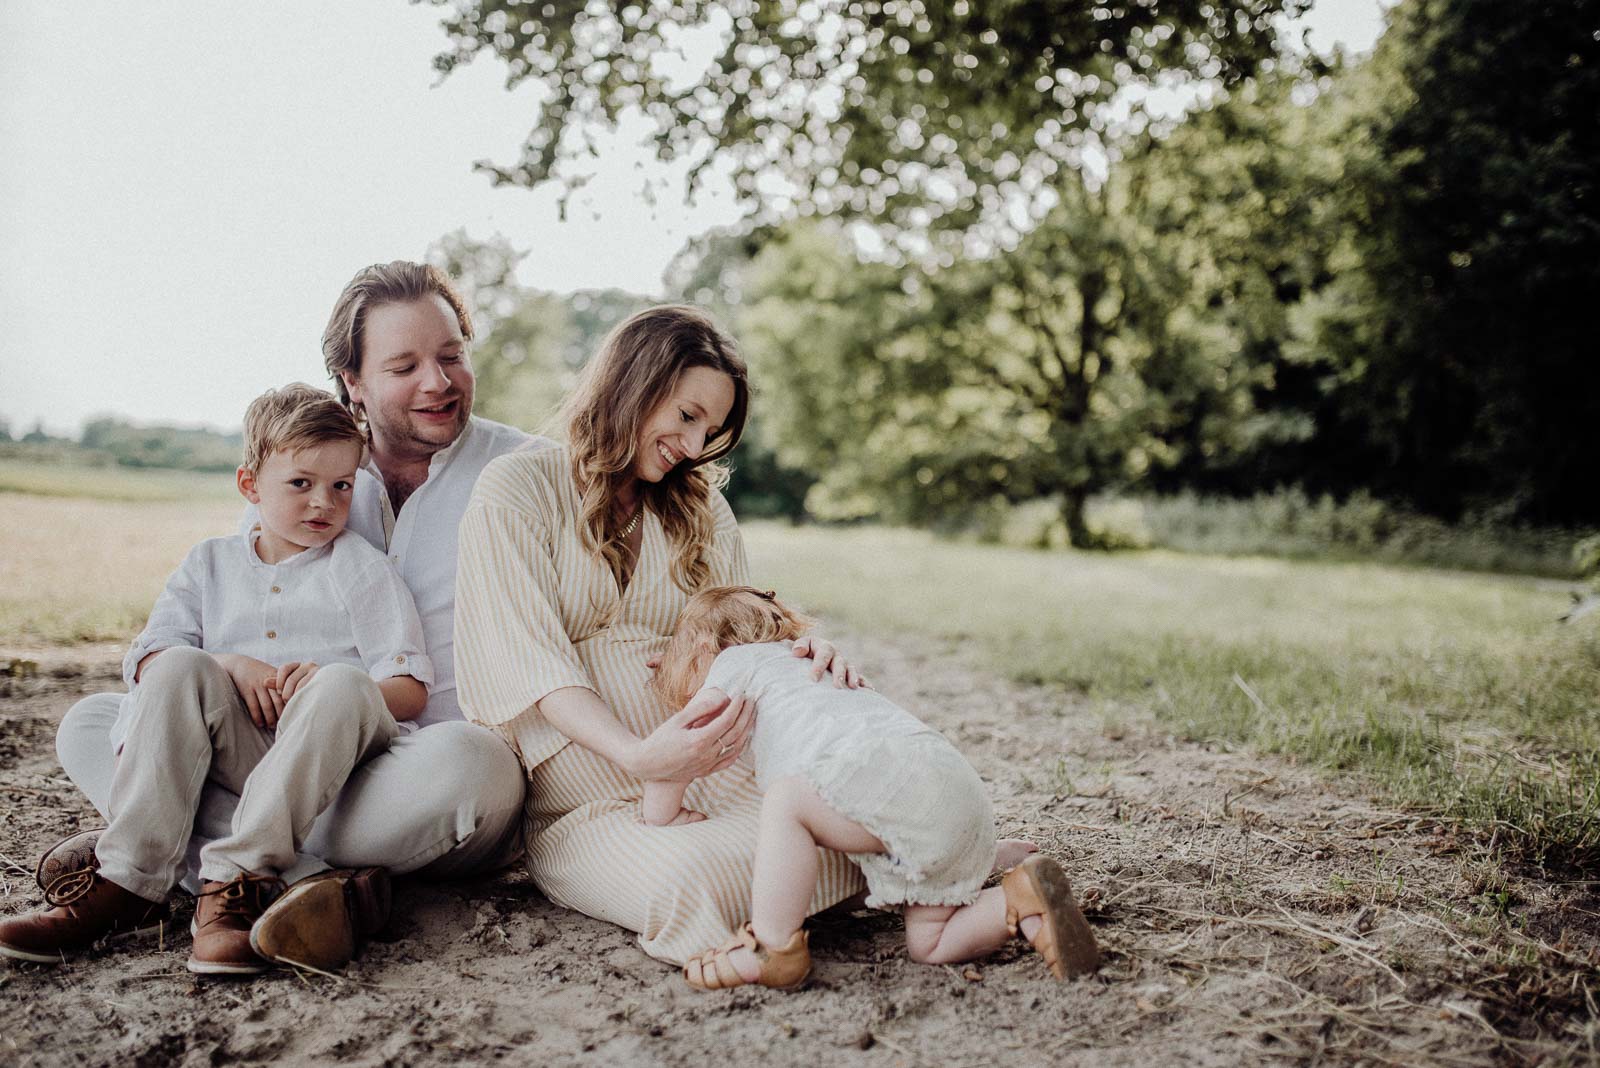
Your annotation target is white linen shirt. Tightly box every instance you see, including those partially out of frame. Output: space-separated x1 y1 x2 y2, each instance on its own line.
342 416 550 728
113 528 432 751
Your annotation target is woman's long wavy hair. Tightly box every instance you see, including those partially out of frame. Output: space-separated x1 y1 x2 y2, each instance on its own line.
560 305 749 597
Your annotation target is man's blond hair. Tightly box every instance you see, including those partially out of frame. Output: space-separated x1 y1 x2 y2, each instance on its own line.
241 383 364 473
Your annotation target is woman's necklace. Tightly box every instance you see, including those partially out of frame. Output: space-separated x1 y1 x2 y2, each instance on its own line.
616 505 643 540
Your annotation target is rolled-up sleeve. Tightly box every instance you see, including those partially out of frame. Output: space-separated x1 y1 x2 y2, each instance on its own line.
122 546 206 686
344 558 434 689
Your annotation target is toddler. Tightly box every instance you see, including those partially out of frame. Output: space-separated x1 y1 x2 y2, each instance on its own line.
0 384 431 976
645 586 1099 990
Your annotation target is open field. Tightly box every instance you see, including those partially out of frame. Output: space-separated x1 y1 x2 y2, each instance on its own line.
0 492 240 645
0 458 238 504
746 524 1600 872
2 487 1597 1063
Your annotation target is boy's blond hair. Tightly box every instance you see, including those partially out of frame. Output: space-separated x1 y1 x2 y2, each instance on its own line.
653 586 813 706
241 383 365 473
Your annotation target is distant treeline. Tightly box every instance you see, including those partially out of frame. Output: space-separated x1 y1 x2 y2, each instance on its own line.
0 418 242 472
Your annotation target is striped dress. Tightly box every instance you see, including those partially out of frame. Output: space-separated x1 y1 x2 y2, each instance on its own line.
454 446 865 964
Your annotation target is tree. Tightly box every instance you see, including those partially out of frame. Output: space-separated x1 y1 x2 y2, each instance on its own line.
429 0 1303 247
427 231 651 431
735 167 1265 542
1304 0 1600 523
429 1 1303 541
1129 61 1344 496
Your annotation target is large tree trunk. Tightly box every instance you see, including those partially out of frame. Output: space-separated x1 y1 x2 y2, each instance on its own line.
1061 490 1092 548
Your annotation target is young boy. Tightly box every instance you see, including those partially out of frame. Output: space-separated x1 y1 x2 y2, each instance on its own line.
0 384 432 975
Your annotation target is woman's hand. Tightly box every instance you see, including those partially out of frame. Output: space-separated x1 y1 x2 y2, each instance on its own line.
627 687 754 783
791 636 870 690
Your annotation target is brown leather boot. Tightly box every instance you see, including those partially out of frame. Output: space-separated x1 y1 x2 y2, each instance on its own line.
0 871 169 964
35 827 102 896
250 867 391 972
188 874 283 976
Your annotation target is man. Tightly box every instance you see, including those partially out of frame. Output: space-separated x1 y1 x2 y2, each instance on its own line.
53 261 541 970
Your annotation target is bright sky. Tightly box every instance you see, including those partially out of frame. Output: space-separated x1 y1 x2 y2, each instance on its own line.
0 0 1391 436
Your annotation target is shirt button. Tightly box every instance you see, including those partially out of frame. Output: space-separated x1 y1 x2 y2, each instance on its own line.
395 655 406 665
270 586 282 594
266 631 277 639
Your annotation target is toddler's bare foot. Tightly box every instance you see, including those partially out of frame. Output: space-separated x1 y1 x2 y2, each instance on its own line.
725 945 762 983
994 839 1038 872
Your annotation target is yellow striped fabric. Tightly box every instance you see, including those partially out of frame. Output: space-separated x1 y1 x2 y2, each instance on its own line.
456 447 864 963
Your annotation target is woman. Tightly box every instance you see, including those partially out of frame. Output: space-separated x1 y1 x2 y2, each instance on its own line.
453 306 866 963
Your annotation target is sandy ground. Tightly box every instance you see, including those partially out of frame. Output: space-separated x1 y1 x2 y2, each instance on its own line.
1 631 1596 1067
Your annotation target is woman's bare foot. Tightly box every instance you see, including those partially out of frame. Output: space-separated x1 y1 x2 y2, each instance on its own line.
994 838 1038 872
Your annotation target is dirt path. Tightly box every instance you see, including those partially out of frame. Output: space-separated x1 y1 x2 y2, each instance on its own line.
1 632 1595 1067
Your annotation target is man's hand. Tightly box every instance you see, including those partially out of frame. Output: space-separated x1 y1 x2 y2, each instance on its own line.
215 653 286 729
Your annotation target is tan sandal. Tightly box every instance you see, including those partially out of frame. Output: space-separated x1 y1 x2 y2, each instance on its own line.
1001 855 1100 979
683 922 812 991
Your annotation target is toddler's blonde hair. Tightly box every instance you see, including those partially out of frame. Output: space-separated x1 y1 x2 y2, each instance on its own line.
241 383 364 473
653 586 813 705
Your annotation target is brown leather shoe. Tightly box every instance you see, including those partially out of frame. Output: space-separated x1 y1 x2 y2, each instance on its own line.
35 827 102 896
683 923 812 991
250 867 390 972
0 871 169 964
188 875 282 976
1001 855 1100 979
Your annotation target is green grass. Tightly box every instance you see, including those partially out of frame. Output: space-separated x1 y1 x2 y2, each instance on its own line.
0 458 239 503
984 490 1589 578
4 459 1594 871
745 523 1600 872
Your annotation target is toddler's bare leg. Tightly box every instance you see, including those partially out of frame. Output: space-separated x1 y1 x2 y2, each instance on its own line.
641 780 689 826
993 839 1038 871
904 893 1046 966
725 775 885 982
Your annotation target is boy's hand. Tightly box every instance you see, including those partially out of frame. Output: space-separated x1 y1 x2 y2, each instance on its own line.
216 653 286 729
275 661 319 702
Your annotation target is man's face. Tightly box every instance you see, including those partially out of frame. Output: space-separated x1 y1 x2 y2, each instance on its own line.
343 294 475 459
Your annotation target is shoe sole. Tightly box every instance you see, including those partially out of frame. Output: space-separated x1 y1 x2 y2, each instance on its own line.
186 916 269 977
249 879 356 972
1015 858 1100 979
0 918 169 966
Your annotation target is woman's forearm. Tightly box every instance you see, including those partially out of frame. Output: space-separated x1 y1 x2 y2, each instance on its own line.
537 686 642 775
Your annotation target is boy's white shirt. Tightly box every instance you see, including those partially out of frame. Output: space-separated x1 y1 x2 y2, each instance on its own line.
113 526 432 751
241 415 551 729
